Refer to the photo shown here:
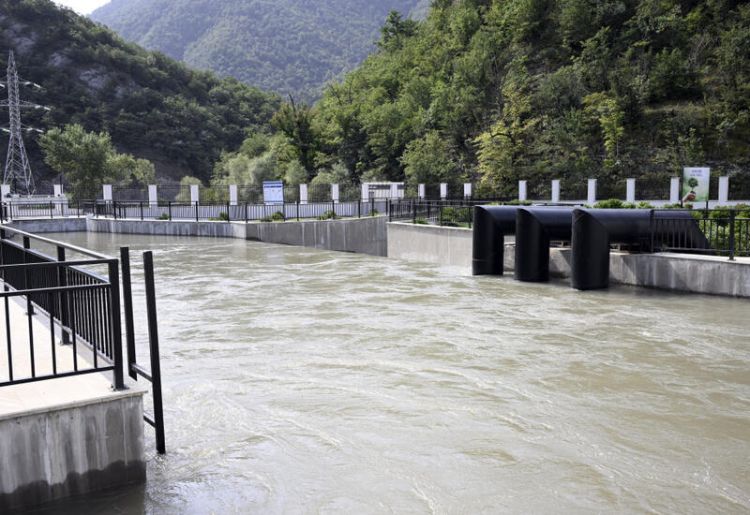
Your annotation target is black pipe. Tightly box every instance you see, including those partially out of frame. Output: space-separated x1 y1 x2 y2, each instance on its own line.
472 206 520 275
515 207 573 282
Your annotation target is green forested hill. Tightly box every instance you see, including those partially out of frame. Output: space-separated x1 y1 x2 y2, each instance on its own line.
91 0 427 101
0 0 278 184
290 0 750 195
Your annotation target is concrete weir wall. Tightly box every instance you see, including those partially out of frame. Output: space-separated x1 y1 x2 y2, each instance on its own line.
6 217 87 233
0 391 146 511
87 216 388 256
387 222 750 297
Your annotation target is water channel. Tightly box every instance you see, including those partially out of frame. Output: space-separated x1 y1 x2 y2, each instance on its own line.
35 232 749 513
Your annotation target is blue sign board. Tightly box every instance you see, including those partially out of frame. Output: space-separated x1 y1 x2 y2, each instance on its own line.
263 180 284 205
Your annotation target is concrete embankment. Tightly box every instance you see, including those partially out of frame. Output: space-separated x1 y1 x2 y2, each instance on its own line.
5 217 87 233
87 216 388 256
387 222 750 297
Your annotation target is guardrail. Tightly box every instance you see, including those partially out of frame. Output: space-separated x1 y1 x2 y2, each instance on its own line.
651 208 750 260
0 225 124 389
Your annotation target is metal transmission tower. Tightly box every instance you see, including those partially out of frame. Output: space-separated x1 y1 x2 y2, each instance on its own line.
0 50 47 196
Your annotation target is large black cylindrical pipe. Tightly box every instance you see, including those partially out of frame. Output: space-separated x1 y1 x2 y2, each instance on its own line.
472 206 519 275
515 208 573 282
571 209 612 290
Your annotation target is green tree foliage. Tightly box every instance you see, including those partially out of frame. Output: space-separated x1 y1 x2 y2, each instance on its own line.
0 0 279 186
91 0 427 101
294 0 750 195
39 124 151 199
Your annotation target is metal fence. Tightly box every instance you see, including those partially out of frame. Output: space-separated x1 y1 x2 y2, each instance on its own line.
1 200 94 220
651 208 750 259
0 226 124 389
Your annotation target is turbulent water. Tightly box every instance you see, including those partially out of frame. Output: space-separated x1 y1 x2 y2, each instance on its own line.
36 233 750 514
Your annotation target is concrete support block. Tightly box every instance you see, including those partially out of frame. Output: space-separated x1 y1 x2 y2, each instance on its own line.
587 179 597 205
53 184 63 197
719 176 729 205
391 183 400 199
361 183 369 201
332 183 340 203
670 177 680 203
300 184 308 204
418 183 425 200
103 184 113 201
464 183 472 199
229 185 238 206
551 180 560 203
190 184 199 204
1 184 10 199
626 178 636 203
148 185 158 207
519 180 527 201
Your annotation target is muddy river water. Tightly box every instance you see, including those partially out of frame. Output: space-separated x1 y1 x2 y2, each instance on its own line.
39 232 749 514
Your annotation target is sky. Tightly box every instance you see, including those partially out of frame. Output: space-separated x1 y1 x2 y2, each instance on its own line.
54 0 110 15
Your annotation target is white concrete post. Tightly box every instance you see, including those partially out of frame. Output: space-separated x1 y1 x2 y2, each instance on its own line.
519 180 527 201
103 184 113 201
229 184 238 206
148 184 158 206
440 183 447 199
718 176 729 205
418 183 425 200
53 184 63 197
361 183 369 201
1 184 10 198
670 177 680 203
300 183 308 204
626 178 636 203
190 184 199 204
390 183 399 199
551 180 560 203
587 179 597 205
464 183 472 198
332 183 340 203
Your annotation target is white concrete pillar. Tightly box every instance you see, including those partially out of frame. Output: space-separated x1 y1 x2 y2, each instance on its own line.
718 176 729 205
103 184 113 201
440 183 447 199
551 180 560 203
418 183 425 200
626 178 636 203
53 184 63 197
190 184 199 204
464 183 472 198
519 180 527 201
361 183 369 201
391 183 399 199
299 184 308 204
148 184 158 206
229 184 238 206
1 184 10 198
332 183 340 203
670 177 680 203
587 179 597 205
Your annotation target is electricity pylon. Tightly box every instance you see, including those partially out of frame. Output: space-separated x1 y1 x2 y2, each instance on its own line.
0 50 48 196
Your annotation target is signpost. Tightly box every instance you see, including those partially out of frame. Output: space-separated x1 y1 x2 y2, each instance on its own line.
682 167 710 207
263 180 284 205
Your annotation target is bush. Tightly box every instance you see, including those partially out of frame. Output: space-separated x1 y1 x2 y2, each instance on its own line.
317 210 337 220
370 208 379 216
271 211 285 221
594 198 632 209
218 211 229 221
157 213 170 220
504 199 533 206
636 201 654 209
440 206 472 225
414 217 428 225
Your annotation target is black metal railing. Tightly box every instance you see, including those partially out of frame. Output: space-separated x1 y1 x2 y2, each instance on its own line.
651 208 750 260
0 227 124 389
0 200 94 221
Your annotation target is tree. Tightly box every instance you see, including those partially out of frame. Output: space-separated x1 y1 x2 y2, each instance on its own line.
39 124 152 200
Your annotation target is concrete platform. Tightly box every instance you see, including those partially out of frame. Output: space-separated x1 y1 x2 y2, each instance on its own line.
0 296 146 512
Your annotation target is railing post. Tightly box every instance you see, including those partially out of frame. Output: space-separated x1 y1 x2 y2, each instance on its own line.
56 246 70 344
107 259 125 390
143 251 166 454
439 205 443 226
296 200 300 221
168 201 172 221
729 209 736 261
412 200 417 224
140 201 144 220
49 201 54 219
357 199 361 218
244 202 248 223
120 247 137 380
195 201 199 222
227 202 231 222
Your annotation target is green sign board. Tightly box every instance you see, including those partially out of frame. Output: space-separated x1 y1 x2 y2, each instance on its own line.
682 167 710 204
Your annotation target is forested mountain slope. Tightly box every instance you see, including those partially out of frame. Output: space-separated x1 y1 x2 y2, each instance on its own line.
0 0 278 184
91 0 426 101
294 0 750 194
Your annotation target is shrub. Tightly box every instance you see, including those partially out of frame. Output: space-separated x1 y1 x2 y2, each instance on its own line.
594 198 632 209
317 210 337 220
218 211 229 221
271 211 285 221
414 217 428 225
157 213 170 220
